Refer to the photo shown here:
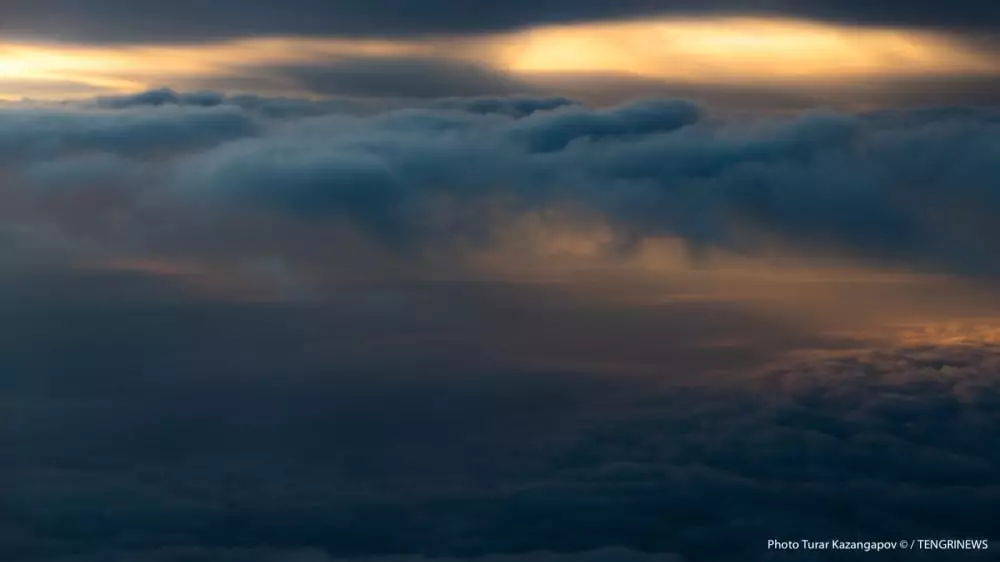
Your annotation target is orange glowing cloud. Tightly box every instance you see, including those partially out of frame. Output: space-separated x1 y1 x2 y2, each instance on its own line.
0 37 448 97
1 17 997 100
496 18 998 83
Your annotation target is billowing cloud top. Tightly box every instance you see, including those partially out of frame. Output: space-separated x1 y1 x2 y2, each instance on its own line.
3 90 999 284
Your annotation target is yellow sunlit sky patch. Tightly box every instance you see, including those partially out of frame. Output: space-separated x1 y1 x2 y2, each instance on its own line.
0 17 997 99
0 37 449 98
498 18 998 81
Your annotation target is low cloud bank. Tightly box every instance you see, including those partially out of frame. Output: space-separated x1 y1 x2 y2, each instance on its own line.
1 91 999 286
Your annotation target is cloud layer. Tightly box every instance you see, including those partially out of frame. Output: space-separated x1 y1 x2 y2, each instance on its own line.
3 91 999 286
3 91 999 561
4 276 998 561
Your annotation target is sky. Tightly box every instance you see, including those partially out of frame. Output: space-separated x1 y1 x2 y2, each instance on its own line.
1 2 999 562
1 3 999 108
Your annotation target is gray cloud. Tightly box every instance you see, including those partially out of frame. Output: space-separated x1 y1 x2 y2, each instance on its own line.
0 104 259 163
95 89 228 109
252 57 534 99
3 93 1000 280
1 1 999 44
157 98 999 277
89 88 575 118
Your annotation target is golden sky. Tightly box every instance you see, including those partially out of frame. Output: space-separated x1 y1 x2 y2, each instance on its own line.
1 17 997 100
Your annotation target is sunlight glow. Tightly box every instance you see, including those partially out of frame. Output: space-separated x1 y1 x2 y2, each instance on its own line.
0 17 996 99
498 18 998 82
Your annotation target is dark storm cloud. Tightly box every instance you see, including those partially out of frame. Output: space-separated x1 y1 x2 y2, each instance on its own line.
1 1 999 43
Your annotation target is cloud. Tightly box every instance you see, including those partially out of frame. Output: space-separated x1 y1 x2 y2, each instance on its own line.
428 97 576 118
0 259 814 561
846 74 1000 108
509 99 702 153
0 104 259 163
2 20 994 110
2 92 1000 561
3 271 998 560
528 72 1000 111
3 92 1000 285
250 57 534 99
1 1 999 43
95 89 228 109
88 88 574 118
157 97 998 277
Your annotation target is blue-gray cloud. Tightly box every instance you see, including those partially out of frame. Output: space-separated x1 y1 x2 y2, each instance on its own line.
95 89 228 109
0 104 259 162
89 88 575 118
3 93 1000 278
